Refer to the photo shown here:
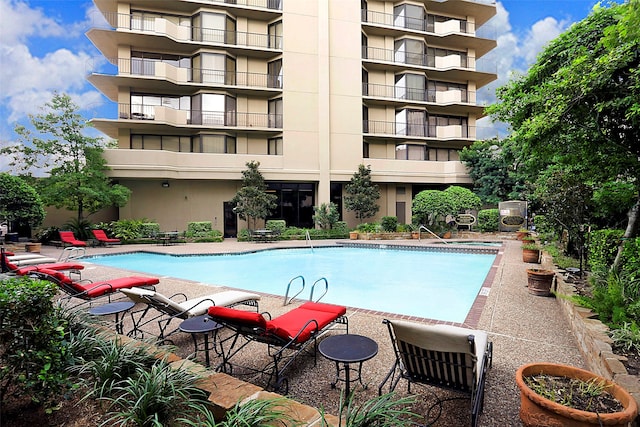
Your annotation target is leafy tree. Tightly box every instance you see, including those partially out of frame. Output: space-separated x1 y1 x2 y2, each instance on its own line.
313 202 340 230
231 161 277 230
487 1 640 267
0 173 45 234
1 93 131 222
459 138 527 204
344 164 380 221
444 186 482 213
412 189 456 229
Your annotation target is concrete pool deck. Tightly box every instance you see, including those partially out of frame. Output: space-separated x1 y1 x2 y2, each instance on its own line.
34 236 586 425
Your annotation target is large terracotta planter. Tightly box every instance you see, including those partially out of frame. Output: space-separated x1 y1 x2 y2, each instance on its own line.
349 232 358 240
516 362 638 426
517 230 531 240
522 248 541 263
526 268 555 296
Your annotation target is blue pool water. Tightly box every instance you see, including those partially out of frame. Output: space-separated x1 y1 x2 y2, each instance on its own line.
87 246 497 323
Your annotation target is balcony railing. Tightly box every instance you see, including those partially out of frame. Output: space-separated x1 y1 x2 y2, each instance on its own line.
363 46 475 69
103 13 282 50
116 57 283 88
363 82 474 104
364 120 473 139
199 0 282 10
362 9 474 35
118 103 282 128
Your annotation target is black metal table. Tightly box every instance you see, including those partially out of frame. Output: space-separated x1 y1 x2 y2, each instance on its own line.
89 301 135 334
319 334 378 398
179 315 222 367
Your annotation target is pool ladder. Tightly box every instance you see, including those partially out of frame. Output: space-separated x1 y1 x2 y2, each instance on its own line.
284 275 328 305
305 230 314 252
58 246 86 262
418 224 449 244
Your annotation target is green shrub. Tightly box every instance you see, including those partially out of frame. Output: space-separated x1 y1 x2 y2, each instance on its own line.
356 222 379 233
185 221 213 238
109 219 157 240
478 209 499 232
35 225 61 243
313 203 340 230
139 222 160 238
620 237 640 282
588 229 624 273
193 229 223 243
333 221 349 234
575 270 637 327
0 276 73 412
266 219 287 235
63 217 92 240
381 216 398 232
533 214 554 235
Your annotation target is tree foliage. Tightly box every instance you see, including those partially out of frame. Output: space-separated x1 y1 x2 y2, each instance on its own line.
313 202 340 230
1 93 131 221
487 1 640 262
344 164 380 221
0 173 45 231
444 186 482 213
231 161 277 230
412 190 456 228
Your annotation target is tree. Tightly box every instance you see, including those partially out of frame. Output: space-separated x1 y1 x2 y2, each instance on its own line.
231 161 278 230
1 93 131 221
0 173 45 235
487 1 640 267
411 190 456 230
344 164 380 221
313 202 340 230
444 186 482 213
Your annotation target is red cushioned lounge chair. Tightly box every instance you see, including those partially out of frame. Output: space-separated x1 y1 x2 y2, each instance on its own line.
207 302 348 392
92 229 121 246
59 231 87 247
0 248 84 279
31 268 159 305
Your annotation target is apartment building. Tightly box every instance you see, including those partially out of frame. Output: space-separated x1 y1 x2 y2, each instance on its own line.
87 0 496 236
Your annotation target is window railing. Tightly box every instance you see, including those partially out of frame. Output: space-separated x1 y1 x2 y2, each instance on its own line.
363 82 473 103
362 9 474 35
363 46 474 69
115 58 283 88
364 120 473 139
118 103 282 128
200 0 282 10
102 13 282 50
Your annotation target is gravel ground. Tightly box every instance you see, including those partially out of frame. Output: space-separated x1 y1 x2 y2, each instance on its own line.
35 236 584 426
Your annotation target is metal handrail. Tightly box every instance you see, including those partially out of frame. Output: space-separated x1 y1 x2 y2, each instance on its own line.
284 275 305 306
309 278 328 302
58 246 86 262
305 230 314 252
418 224 449 244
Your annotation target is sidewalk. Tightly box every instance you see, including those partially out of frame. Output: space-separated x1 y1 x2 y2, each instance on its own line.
34 237 584 425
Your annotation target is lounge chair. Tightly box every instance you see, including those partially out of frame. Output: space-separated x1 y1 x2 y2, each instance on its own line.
1 249 83 277
92 229 121 246
119 287 261 340
59 231 87 247
207 302 349 392
30 268 159 304
378 319 492 427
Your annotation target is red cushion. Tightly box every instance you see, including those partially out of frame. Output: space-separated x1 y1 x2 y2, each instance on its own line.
76 276 159 298
208 306 267 328
267 303 346 343
35 268 74 285
16 263 84 275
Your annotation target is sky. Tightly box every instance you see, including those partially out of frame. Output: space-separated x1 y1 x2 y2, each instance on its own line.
0 0 619 170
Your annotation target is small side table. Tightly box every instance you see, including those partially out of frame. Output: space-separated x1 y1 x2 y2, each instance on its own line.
319 334 378 398
89 301 135 334
179 315 222 367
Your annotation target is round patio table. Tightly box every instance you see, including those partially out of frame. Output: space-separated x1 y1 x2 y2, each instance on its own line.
179 315 222 367
89 301 135 334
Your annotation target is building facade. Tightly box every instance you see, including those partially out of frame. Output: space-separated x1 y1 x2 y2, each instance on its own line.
87 0 496 236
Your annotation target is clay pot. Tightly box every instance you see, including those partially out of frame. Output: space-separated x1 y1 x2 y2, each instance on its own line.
516 362 638 427
517 230 530 240
349 231 358 240
526 268 555 296
522 248 541 263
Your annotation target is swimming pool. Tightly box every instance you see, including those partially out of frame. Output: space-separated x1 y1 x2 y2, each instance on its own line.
87 246 498 323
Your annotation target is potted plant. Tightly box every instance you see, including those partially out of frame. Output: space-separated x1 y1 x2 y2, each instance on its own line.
526 268 555 296
515 362 638 426
517 228 531 240
349 230 358 240
522 243 541 264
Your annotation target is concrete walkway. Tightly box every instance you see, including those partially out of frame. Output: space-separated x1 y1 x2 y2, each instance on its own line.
31 236 584 425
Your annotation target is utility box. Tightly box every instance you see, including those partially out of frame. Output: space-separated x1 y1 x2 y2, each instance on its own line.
498 201 528 232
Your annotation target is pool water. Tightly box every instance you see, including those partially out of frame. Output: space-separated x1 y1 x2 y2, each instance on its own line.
87 246 497 323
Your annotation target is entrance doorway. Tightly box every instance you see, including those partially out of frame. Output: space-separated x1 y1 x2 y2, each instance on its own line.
223 202 237 238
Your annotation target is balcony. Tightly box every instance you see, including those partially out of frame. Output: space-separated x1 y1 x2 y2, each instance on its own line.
362 9 475 34
364 119 473 140
118 103 282 129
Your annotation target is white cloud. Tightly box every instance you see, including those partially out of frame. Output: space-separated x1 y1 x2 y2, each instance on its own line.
477 2 573 136
0 0 104 124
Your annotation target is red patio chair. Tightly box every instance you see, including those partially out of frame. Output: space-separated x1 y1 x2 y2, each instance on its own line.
59 231 87 247
92 229 121 246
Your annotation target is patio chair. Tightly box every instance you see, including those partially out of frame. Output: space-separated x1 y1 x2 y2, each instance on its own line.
30 268 159 305
92 229 121 246
207 301 349 392
1 249 73 273
59 231 87 247
378 319 493 427
119 287 260 340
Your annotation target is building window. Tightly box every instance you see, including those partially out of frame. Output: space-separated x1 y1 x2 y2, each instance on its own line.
394 38 425 66
268 98 283 128
268 21 283 49
130 94 190 120
194 135 236 153
268 59 283 88
394 4 425 31
192 12 236 44
268 137 283 155
192 53 235 84
363 142 369 158
395 73 426 101
131 135 192 152
395 144 426 160
396 109 427 136
191 93 236 126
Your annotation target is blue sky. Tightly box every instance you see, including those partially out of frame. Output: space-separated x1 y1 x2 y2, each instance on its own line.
0 0 617 168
